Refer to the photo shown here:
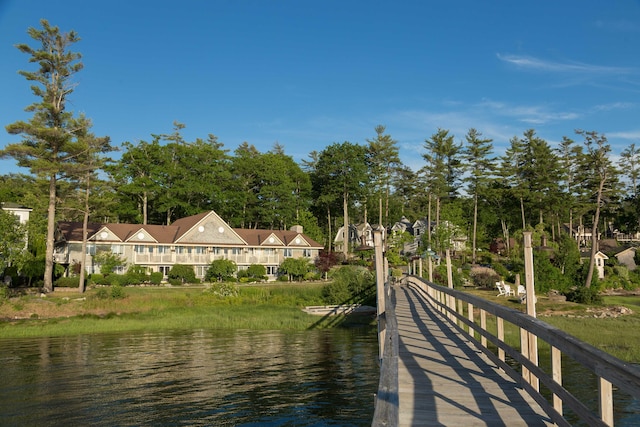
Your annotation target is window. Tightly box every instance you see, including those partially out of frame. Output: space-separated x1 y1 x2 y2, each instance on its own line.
148 246 154 253
232 248 242 255
134 245 145 254
86 245 96 255
266 266 278 275
159 266 170 276
284 248 292 257
195 246 206 254
175 246 184 254
304 249 312 257
157 245 169 254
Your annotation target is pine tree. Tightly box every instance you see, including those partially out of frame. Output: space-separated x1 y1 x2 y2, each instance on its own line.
2 20 86 291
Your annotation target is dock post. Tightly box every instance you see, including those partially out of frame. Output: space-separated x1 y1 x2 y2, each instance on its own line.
374 228 386 361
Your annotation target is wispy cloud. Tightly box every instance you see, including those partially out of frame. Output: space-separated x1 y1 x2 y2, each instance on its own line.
591 102 634 112
595 19 640 33
496 53 633 75
476 99 579 125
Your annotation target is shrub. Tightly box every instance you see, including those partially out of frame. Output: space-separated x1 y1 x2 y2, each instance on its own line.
168 264 197 284
469 266 500 288
149 272 163 285
432 264 464 288
247 264 267 281
205 259 237 282
89 274 109 286
110 284 126 299
565 286 602 305
280 258 312 281
323 266 375 305
55 276 80 288
168 278 182 286
126 265 149 284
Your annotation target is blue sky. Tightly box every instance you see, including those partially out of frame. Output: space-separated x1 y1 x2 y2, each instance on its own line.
2 0 640 176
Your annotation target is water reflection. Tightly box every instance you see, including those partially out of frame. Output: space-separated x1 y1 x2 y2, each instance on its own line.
0 328 379 426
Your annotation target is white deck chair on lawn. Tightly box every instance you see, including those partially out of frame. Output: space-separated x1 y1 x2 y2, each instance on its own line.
496 281 507 297
503 283 515 296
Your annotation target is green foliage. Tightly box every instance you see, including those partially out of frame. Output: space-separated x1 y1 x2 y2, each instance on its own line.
149 272 163 285
110 284 126 299
431 264 464 288
279 257 312 281
322 266 375 305
93 251 126 276
54 276 80 288
205 259 237 282
534 250 571 293
554 235 582 281
565 285 603 305
126 265 149 284
168 264 196 284
246 264 267 281
0 209 26 274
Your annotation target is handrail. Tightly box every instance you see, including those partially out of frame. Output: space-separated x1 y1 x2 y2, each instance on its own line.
406 275 640 427
371 280 399 427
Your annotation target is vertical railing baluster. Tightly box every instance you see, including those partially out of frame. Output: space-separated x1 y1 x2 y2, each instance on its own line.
552 346 563 416
497 317 504 362
599 377 613 426
480 309 487 348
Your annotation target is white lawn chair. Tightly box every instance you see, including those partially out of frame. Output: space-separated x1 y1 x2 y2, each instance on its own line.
496 281 507 297
503 283 515 297
517 285 537 303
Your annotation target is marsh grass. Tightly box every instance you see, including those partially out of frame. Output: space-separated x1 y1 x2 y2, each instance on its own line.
0 283 371 339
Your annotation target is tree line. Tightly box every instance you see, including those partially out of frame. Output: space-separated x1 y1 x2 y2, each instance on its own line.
2 20 639 292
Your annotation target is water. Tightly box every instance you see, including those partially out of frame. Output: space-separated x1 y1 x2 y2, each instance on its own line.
0 328 379 426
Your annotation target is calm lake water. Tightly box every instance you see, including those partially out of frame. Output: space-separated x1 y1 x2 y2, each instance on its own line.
0 327 379 426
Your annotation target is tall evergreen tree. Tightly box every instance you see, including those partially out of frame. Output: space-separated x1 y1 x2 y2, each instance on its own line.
312 142 368 256
555 136 582 238
366 125 401 227
462 128 494 263
2 20 87 291
421 128 462 252
521 129 561 228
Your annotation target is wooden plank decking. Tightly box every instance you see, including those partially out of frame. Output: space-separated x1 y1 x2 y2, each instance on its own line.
394 285 554 426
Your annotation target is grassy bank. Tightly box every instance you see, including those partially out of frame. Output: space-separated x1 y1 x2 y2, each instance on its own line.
0 283 375 339
2 284 639 363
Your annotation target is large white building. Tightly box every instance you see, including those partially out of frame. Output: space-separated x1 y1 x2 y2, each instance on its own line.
55 210 323 280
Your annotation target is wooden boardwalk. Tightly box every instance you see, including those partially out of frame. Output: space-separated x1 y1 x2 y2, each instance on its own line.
394 284 554 426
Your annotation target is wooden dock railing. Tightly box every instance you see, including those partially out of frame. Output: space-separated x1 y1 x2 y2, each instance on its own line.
401 275 640 426
371 279 398 427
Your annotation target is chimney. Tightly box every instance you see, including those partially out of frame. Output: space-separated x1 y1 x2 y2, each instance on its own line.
290 225 303 233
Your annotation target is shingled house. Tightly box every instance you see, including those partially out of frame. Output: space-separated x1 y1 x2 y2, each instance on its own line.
54 210 323 281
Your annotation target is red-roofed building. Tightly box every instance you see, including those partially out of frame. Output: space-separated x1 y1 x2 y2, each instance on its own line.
55 211 323 281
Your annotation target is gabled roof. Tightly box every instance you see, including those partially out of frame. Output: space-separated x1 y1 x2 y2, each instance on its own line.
235 229 322 248
56 211 323 249
174 211 246 245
